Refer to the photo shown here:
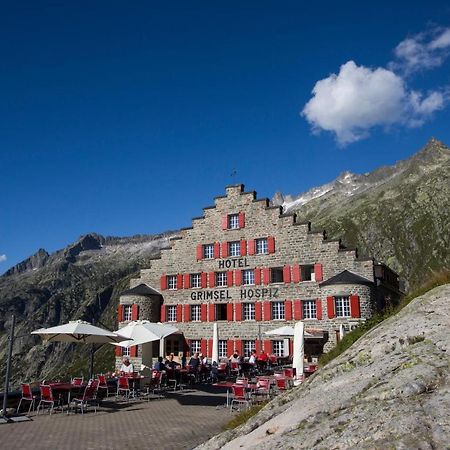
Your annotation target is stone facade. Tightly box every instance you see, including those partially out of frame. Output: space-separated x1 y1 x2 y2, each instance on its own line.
116 184 400 365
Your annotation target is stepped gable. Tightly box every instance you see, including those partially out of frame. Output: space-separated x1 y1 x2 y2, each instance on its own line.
320 270 373 287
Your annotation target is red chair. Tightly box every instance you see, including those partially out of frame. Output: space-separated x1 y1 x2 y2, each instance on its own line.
230 362 240 377
37 385 55 415
70 380 99 414
254 378 271 401
97 374 112 397
71 377 84 386
284 368 295 378
230 384 251 412
275 377 288 392
17 383 36 414
235 377 249 387
217 362 228 380
116 376 131 400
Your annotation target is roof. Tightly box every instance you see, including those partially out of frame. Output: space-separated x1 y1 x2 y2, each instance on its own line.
120 283 161 297
319 270 373 287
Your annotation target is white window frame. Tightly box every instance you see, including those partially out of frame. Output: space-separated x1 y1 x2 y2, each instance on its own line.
302 299 317 319
191 304 201 322
191 273 201 289
167 275 177 290
218 340 228 358
121 347 130 357
242 269 255 285
123 305 132 322
272 301 285 320
167 305 177 322
190 340 201 354
228 214 240 229
335 296 351 318
243 340 256 357
272 340 284 357
203 244 214 259
243 303 255 321
255 238 268 254
229 241 240 257
216 271 227 287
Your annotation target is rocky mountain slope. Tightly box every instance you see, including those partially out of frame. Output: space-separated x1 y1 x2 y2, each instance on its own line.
0 232 174 386
272 138 450 290
198 283 450 449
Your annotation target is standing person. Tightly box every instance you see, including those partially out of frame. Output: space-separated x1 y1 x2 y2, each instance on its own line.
257 350 269 372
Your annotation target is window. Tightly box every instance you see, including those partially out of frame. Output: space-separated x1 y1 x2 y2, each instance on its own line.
229 241 240 257
216 304 227 321
255 238 268 254
228 214 240 229
243 303 255 321
190 340 201 354
270 267 284 283
191 273 201 289
121 347 130 357
243 340 256 357
335 296 351 317
303 300 317 319
167 305 177 322
168 275 177 290
242 269 255 285
301 265 315 282
218 340 228 358
216 271 227 287
272 301 285 320
272 340 284 357
123 305 132 321
191 304 201 321
203 244 214 259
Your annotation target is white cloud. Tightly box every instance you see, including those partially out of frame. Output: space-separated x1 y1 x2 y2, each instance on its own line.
302 61 446 145
0 254 6 263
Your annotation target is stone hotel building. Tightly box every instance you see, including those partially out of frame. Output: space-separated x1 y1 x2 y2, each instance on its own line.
116 185 400 366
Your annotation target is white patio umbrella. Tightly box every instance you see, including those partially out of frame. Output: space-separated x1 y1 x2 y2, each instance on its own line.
265 325 313 338
112 320 178 348
292 321 304 385
212 323 219 364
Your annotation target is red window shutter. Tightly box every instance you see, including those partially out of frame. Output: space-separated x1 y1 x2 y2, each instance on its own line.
160 305 166 322
201 340 207 356
235 340 243 356
283 265 291 283
293 300 303 320
208 303 216 321
238 212 245 228
183 274 190 289
227 303 233 321
222 215 228 230
350 295 361 318
234 270 242 286
196 244 203 261
201 304 207 321
183 304 190 322
326 297 334 319
131 304 139 321
316 299 323 320
201 272 207 288
160 275 167 290
214 242 220 259
176 305 182 322
254 268 261 285
255 302 262 321
207 339 213 357
267 236 275 254
208 272 215 288
118 305 123 322
240 239 247 256
115 346 122 357
235 303 243 321
227 339 234 356
248 239 255 255
314 263 323 282
255 340 261 354
130 346 137 357
221 242 229 258
262 268 270 285
292 265 300 283
263 340 272 355
285 300 293 321
227 270 233 287
177 274 183 289
263 301 271 321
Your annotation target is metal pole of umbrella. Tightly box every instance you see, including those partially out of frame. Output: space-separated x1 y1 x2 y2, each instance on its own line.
2 315 15 419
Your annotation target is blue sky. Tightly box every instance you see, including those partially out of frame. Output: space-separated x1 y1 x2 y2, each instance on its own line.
1 1 450 271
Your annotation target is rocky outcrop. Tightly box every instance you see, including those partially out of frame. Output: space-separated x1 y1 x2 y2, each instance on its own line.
198 283 450 449
4 248 50 276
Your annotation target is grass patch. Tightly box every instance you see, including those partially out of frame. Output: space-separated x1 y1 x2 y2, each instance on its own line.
319 270 450 367
222 402 268 431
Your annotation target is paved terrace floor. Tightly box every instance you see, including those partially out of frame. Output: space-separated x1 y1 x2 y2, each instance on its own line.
0 387 232 450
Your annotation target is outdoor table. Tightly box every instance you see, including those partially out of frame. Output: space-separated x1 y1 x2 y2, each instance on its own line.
116 374 146 397
48 382 87 412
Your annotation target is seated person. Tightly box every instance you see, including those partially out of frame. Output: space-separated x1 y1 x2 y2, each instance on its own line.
153 356 167 372
229 350 241 365
249 349 257 365
165 353 181 369
120 357 134 374
257 351 269 371
188 352 200 370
